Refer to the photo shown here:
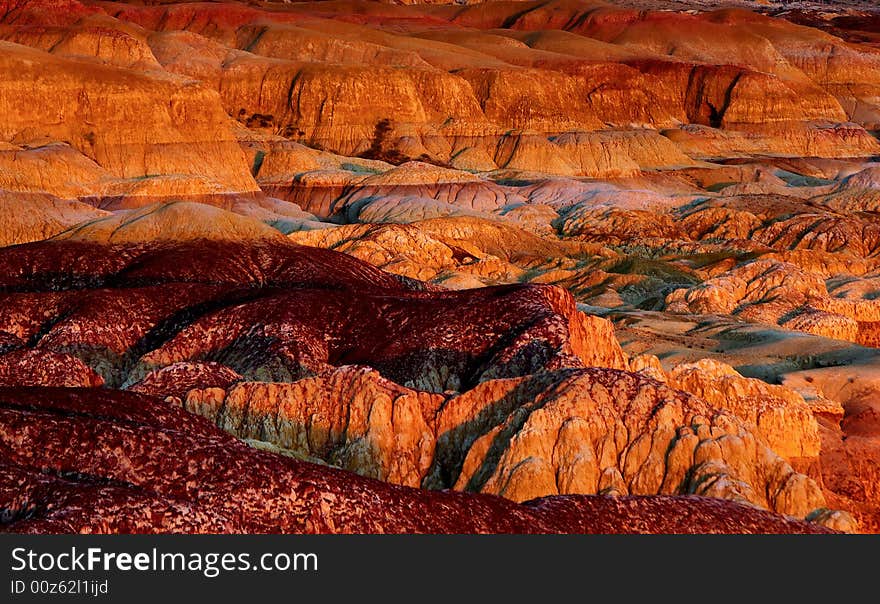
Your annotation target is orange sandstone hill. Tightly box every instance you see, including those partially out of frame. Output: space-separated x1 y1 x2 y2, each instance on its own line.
2 0 879 195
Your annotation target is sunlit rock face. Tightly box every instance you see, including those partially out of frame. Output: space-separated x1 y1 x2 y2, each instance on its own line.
1 386 838 534
2 0 880 534
4 0 879 192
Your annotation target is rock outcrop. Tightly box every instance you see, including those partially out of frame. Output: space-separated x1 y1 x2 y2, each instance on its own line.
0 349 104 387
0 387 833 534
0 36 257 198
176 364 836 524
55 201 286 243
0 240 624 390
4 0 865 182
667 358 820 460
665 258 880 345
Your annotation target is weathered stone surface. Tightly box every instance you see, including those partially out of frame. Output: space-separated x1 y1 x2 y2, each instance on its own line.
441 368 828 520
0 35 257 197
0 240 624 389
0 387 833 534
180 363 836 525
0 349 103 388
0 190 107 247
129 362 243 401
55 201 286 244
668 358 820 459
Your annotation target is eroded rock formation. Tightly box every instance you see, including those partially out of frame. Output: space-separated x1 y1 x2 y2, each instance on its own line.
1 0 879 535
0 387 833 534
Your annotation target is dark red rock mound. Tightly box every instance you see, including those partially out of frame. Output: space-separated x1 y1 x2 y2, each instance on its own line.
523 495 833 535
129 362 243 400
0 240 407 292
0 349 104 387
0 240 600 392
